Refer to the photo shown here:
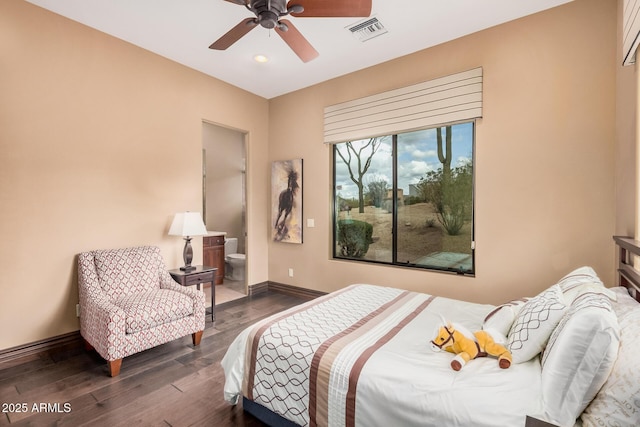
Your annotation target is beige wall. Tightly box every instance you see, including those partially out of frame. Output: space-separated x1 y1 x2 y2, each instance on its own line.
268 0 618 304
0 0 268 350
616 0 637 237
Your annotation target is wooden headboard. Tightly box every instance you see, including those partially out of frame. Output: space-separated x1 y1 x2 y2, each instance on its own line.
613 235 640 303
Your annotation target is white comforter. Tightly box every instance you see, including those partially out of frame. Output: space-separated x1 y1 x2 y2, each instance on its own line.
222 284 544 427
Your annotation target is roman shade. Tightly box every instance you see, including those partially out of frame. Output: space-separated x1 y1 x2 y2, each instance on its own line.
623 0 640 65
323 67 482 144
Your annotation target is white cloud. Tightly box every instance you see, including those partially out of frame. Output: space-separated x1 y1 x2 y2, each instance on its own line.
411 148 437 158
398 160 434 189
456 155 471 167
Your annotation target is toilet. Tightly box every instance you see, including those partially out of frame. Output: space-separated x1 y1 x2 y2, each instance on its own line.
224 237 246 282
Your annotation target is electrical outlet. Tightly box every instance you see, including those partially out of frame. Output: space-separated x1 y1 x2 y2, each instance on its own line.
288 268 294 277
76 304 80 317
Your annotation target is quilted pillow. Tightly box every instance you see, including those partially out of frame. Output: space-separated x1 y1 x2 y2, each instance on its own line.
482 298 528 337
507 284 567 363
540 292 620 426
581 290 640 427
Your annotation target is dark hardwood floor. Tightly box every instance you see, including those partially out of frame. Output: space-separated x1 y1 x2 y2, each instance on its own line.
0 291 311 427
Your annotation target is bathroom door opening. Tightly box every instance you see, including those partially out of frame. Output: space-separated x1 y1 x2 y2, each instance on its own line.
202 122 247 303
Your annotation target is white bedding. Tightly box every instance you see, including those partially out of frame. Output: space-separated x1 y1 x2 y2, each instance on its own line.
222 284 544 427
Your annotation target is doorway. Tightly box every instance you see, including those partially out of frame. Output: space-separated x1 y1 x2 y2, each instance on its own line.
202 122 247 304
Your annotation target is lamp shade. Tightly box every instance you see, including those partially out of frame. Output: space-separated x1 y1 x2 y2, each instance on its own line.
168 212 208 237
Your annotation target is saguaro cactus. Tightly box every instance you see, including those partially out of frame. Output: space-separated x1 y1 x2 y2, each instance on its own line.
437 126 452 183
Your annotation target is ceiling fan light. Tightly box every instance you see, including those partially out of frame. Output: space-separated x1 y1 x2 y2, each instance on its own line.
288 4 304 14
277 21 289 32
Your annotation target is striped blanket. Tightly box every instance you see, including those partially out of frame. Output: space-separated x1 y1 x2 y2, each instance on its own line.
222 284 543 427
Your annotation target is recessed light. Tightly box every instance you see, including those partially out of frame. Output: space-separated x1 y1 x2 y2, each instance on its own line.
254 54 269 63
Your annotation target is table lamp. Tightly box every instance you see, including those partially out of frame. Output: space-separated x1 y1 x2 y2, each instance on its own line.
168 211 208 272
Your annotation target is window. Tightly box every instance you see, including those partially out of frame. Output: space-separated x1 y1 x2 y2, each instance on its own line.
333 122 475 274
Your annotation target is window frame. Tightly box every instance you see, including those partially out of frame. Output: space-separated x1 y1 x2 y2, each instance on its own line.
331 121 476 276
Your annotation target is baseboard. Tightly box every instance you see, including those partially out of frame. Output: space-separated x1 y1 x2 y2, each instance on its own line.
0 331 82 366
248 281 269 296
248 281 326 300
266 281 327 300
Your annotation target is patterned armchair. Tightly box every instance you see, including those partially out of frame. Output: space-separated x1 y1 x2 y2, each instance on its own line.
77 246 206 376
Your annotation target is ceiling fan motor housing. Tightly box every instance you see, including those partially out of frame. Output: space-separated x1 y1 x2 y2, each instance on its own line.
258 10 278 28
250 0 290 29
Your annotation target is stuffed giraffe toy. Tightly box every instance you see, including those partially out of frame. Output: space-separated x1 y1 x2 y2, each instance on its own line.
430 321 512 371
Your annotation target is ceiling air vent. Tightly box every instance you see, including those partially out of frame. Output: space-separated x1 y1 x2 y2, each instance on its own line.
346 16 388 42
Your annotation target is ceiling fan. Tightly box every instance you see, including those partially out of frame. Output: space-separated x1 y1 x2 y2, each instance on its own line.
209 0 372 63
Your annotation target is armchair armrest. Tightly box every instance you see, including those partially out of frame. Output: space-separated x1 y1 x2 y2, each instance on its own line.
78 280 127 360
77 252 127 353
160 271 206 327
160 271 199 295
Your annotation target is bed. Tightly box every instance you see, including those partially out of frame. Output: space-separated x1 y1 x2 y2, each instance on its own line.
222 236 640 427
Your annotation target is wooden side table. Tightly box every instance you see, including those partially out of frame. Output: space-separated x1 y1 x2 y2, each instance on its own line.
169 265 217 322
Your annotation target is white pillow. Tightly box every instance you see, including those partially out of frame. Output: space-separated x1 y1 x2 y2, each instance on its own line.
556 266 617 304
482 298 528 336
507 285 567 363
609 287 638 317
556 266 603 289
581 291 640 427
540 293 620 426
562 282 617 305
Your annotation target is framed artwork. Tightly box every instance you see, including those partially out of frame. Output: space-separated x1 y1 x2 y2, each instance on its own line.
272 159 303 243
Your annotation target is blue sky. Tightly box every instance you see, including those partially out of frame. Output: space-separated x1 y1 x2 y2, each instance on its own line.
335 122 474 200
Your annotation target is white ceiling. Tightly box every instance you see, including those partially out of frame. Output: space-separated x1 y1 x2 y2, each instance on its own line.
25 0 572 99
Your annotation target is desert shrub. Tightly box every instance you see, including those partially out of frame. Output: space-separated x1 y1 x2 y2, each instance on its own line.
418 161 472 236
439 211 464 235
404 196 423 206
337 219 374 258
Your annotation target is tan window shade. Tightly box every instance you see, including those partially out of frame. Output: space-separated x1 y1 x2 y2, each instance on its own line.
623 0 640 66
323 67 482 144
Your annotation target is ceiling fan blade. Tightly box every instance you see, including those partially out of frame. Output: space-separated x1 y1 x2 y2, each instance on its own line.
223 0 247 5
209 18 258 50
289 0 371 17
275 19 319 63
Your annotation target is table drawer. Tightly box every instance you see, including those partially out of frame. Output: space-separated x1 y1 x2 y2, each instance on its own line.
185 272 213 286
204 235 225 247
